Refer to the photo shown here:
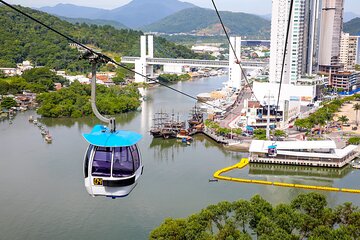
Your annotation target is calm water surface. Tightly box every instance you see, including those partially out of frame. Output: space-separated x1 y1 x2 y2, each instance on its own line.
1 76 360 240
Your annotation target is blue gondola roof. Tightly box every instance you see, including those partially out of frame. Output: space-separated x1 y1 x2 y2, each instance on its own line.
83 125 142 147
268 144 277 149
246 126 254 131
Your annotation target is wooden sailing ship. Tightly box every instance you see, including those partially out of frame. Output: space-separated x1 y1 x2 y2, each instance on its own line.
150 111 186 139
188 104 204 128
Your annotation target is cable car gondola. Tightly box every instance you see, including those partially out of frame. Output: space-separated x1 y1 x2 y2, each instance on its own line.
83 125 143 198
82 54 143 198
267 143 277 157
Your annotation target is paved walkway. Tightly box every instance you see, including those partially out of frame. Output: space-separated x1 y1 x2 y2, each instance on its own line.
220 87 252 128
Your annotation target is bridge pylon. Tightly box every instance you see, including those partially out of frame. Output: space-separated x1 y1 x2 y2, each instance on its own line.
135 35 154 83
228 36 243 90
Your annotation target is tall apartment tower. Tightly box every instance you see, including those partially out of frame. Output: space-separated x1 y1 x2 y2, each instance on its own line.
269 0 321 84
318 0 344 67
340 32 359 71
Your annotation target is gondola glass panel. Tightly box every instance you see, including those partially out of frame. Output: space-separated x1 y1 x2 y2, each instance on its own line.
92 147 112 177
113 147 134 177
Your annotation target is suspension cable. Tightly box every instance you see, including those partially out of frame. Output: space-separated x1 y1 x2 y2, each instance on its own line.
276 0 294 111
210 0 259 102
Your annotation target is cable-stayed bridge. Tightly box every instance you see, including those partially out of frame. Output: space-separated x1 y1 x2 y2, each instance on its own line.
121 35 268 89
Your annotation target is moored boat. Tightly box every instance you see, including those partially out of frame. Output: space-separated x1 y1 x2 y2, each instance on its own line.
44 133 52 143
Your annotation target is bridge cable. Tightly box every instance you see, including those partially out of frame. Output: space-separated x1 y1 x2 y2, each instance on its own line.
0 0 243 114
210 0 259 103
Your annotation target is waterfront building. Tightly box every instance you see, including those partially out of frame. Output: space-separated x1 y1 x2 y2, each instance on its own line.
249 140 359 168
340 32 359 71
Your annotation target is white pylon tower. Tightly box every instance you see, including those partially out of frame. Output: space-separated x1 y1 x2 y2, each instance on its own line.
228 36 242 90
134 35 154 83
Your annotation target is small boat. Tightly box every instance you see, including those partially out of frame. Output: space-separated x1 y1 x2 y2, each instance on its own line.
44 133 52 143
351 162 360 169
33 119 38 124
41 129 47 136
29 116 34 122
176 129 192 140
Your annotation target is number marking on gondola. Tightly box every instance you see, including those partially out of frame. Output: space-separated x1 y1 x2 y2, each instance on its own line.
93 178 103 185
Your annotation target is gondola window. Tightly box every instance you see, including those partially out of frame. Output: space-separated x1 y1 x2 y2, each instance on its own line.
113 147 134 177
92 147 112 177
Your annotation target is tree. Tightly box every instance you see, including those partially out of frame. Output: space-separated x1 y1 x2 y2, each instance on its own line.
249 195 273 230
150 193 359 239
253 128 267 140
158 74 191 83
0 70 6 78
353 103 360 126
338 115 349 125
0 80 10 95
232 128 242 135
233 199 252 233
1 97 17 109
335 202 359 225
347 137 360 145
337 87 344 93
149 218 187 240
274 130 286 137
36 82 140 118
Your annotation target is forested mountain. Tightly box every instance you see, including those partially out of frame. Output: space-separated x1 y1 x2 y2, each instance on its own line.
38 4 108 19
102 0 196 28
142 7 271 38
343 17 360 35
344 12 360 22
0 5 205 71
59 17 128 30
39 0 196 28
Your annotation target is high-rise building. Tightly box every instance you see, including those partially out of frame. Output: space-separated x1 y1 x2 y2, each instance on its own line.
269 0 321 84
318 0 344 67
340 32 359 70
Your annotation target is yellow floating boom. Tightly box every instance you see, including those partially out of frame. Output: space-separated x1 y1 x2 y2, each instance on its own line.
213 158 360 194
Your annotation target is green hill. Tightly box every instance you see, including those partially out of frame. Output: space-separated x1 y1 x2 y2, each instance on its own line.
142 7 271 38
59 16 129 30
343 17 360 35
0 5 205 72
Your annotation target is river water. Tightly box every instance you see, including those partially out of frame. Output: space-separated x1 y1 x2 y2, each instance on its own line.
1 75 360 240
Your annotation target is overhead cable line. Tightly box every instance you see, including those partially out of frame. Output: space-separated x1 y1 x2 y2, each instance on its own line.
275 0 294 111
210 0 259 103
0 0 236 114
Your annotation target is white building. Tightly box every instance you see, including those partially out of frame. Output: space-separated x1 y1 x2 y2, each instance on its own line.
249 140 359 168
340 32 359 70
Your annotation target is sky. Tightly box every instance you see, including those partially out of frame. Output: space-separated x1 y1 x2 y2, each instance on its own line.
5 0 360 15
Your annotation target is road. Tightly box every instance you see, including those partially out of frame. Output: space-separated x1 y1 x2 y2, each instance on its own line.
220 87 253 128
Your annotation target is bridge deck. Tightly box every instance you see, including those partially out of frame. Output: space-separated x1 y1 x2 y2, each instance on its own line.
121 57 267 68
